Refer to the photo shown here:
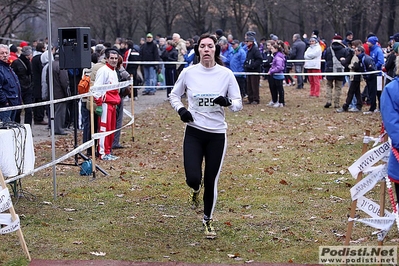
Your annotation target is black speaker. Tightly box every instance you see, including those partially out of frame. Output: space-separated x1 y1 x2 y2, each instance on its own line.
58 27 91 69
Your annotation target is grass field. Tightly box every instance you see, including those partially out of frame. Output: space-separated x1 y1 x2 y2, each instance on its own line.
1 79 392 265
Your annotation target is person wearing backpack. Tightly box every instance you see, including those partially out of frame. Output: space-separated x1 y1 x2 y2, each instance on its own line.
356 45 378 114
323 35 351 108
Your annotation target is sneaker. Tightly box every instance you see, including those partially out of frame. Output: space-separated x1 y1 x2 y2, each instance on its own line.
348 107 360 112
189 189 201 210
273 102 283 108
203 219 216 237
374 109 380 113
363 111 373 115
101 154 117 161
336 108 346 113
324 102 332 108
267 101 275 107
134 97 138 101
109 154 119 160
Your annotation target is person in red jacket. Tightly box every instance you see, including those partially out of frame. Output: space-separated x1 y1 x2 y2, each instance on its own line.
93 48 121 161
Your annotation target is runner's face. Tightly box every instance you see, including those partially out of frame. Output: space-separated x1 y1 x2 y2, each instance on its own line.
108 53 118 68
199 38 215 63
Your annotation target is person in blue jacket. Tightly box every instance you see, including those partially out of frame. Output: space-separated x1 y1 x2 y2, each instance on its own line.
366 36 384 113
0 44 21 122
381 55 399 203
230 39 247 98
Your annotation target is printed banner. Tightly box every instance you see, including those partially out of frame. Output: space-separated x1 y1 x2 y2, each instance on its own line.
356 196 394 218
349 217 395 231
0 213 20 234
350 165 387 201
348 142 390 178
0 187 12 213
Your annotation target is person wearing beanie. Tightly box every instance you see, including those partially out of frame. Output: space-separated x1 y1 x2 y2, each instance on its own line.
11 46 34 125
363 35 384 114
215 29 224 39
343 31 354 47
323 34 351 109
244 35 263 104
8 44 18 63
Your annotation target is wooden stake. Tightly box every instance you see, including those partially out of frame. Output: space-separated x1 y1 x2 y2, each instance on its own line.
130 75 135 142
0 172 31 261
344 129 371 246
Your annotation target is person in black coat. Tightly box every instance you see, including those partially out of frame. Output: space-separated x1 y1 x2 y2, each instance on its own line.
140 33 161 95
244 36 263 104
124 40 141 100
160 40 178 99
11 46 34 125
31 42 47 124
323 35 351 108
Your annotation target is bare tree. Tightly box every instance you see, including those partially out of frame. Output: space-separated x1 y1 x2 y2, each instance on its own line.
183 0 212 35
0 0 45 43
158 0 182 36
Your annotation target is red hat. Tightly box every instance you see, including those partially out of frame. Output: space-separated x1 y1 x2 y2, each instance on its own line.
20 41 28 48
332 35 343 41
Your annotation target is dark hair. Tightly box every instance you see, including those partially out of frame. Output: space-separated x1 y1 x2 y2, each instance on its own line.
36 42 45 52
197 33 223 66
351 39 363 48
356 46 365 53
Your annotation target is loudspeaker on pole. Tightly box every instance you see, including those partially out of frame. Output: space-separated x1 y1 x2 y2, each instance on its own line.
58 27 91 69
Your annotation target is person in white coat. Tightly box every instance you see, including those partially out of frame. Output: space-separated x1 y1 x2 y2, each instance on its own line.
304 37 322 97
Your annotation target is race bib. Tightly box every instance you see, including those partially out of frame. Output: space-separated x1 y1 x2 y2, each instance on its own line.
192 93 220 113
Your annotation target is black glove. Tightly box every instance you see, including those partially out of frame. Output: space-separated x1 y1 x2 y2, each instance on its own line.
178 107 194 123
213 96 232 107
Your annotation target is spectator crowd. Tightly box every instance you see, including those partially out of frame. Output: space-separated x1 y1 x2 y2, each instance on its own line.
0 28 396 160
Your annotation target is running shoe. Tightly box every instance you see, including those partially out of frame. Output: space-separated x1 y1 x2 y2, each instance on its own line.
203 219 216 237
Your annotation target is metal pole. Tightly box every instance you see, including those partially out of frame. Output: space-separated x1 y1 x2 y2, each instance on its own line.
46 0 57 200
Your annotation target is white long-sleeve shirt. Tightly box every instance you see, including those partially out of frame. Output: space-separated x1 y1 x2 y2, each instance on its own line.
169 63 242 133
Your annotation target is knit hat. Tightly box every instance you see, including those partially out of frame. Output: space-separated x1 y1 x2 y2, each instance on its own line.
245 36 255 42
20 41 28 48
332 35 343 41
309 37 318 43
9 44 17 53
146 33 153 38
312 30 319 37
21 46 32 56
393 42 399 54
393 33 399 42
246 31 256 37
346 31 354 37
367 36 378 45
270 34 278 41
215 29 223 36
232 39 240 45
